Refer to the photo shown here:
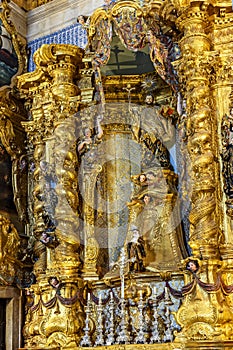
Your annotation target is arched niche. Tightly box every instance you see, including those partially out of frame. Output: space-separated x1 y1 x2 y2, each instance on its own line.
81 0 190 274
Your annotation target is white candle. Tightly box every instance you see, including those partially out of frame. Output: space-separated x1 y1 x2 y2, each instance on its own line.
87 292 90 301
99 294 102 305
153 286 157 296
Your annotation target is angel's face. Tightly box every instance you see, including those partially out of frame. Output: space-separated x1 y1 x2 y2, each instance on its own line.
139 174 146 183
84 128 91 138
78 16 85 25
143 195 151 205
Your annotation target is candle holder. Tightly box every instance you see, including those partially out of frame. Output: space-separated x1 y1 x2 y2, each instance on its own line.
94 295 105 346
135 291 146 344
106 291 115 345
80 294 92 347
163 305 173 342
116 298 130 344
163 287 173 342
150 287 161 344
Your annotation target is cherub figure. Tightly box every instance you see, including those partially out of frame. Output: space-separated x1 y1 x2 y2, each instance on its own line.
130 173 148 200
186 260 199 273
40 231 58 248
48 276 60 289
139 173 147 184
146 171 156 184
77 115 103 155
77 15 90 30
78 15 86 25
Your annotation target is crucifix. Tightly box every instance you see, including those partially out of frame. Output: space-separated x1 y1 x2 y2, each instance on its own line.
111 45 124 70
123 83 136 111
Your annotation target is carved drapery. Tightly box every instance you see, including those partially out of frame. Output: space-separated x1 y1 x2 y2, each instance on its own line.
88 0 179 91
101 106 133 266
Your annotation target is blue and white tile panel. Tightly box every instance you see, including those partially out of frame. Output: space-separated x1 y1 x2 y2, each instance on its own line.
27 23 88 72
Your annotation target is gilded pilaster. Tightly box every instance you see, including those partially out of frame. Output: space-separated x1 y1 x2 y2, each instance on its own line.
18 44 86 349
176 1 219 259
208 4 233 330
208 6 233 248
173 1 233 343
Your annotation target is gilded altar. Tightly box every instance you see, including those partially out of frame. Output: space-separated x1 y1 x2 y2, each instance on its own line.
1 0 233 349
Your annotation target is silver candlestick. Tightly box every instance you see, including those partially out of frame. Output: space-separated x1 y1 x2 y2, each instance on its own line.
163 287 173 342
150 286 161 343
163 305 173 342
116 298 130 344
80 293 92 347
116 249 131 344
135 290 146 344
112 248 131 344
94 294 105 346
106 291 115 345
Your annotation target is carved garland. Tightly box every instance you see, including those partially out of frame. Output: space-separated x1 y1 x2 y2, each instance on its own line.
88 0 179 91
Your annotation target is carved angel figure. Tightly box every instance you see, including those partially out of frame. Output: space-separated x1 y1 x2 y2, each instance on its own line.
77 115 103 155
